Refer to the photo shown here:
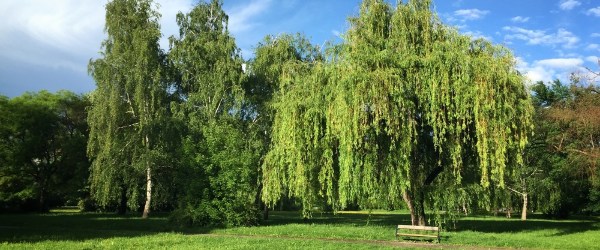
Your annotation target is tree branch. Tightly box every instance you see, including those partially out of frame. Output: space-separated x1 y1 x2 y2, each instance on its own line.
567 148 599 159
506 186 524 196
424 165 443 186
118 123 139 130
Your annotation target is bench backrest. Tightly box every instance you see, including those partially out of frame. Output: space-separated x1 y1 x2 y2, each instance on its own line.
397 225 439 231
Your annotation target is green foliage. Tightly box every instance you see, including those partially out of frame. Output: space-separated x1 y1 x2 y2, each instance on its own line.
87 0 172 215
262 0 533 225
252 33 327 217
172 120 261 227
5 0 597 231
0 91 89 212
527 80 600 217
168 0 260 226
168 0 243 119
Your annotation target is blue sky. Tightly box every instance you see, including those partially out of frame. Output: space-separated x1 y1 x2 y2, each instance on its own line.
1 0 599 97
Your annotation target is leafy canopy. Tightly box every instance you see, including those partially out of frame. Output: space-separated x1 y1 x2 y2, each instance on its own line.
262 0 533 219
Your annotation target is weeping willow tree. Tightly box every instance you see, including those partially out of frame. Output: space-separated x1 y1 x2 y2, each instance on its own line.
246 34 324 218
262 0 532 226
259 34 330 214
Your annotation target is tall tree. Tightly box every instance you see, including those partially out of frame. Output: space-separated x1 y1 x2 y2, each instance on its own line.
169 0 261 226
262 0 533 226
246 33 324 218
87 0 167 218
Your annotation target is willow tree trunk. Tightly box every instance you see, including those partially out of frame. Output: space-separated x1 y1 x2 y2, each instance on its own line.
118 186 127 215
142 166 152 219
402 191 417 225
403 191 426 226
263 203 269 220
418 198 426 226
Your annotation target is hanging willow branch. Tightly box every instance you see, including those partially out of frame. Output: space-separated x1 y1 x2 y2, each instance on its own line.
262 0 533 221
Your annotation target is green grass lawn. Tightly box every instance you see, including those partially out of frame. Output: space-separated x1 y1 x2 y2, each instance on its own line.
0 209 598 249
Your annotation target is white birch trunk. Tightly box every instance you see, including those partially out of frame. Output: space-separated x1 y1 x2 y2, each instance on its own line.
142 166 152 218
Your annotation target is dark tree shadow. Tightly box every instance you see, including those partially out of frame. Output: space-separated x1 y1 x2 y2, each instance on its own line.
449 213 599 236
259 211 413 227
0 212 183 243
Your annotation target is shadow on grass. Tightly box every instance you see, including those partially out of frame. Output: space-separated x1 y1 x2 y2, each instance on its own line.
1 210 597 243
450 213 600 236
0 212 203 244
261 211 599 237
261 211 413 227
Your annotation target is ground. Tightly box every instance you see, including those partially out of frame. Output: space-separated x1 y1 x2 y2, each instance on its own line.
0 208 598 249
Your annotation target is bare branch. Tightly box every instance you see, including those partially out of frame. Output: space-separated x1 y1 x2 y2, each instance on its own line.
506 186 524 196
567 148 599 159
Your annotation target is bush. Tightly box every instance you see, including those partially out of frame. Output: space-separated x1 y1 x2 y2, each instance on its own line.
78 198 97 212
171 200 259 227
171 121 262 227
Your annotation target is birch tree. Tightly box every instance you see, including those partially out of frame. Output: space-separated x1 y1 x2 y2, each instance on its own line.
87 0 168 218
169 0 261 226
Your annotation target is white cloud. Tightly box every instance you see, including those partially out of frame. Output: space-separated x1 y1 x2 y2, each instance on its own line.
157 0 193 48
510 16 530 23
503 26 579 49
536 58 583 69
555 50 581 58
332 30 342 39
592 33 600 38
463 30 492 41
516 57 554 84
559 0 581 10
516 57 585 83
453 9 489 21
586 56 599 64
0 0 105 73
0 0 104 54
452 0 464 8
227 0 273 34
587 7 600 17
452 24 468 30
0 0 192 72
586 43 600 51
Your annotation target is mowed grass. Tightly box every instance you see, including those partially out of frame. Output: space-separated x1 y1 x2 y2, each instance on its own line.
0 208 598 249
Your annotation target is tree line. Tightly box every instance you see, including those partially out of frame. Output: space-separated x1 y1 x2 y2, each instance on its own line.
1 0 598 226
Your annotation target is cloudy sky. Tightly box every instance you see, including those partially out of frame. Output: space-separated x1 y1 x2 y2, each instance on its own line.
1 0 599 97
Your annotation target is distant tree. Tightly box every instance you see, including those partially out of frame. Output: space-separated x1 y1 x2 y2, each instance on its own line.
52 91 91 207
498 80 569 220
527 80 600 217
262 0 533 226
87 0 169 218
0 91 89 212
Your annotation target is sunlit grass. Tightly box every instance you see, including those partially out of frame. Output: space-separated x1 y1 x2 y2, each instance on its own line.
0 210 598 249
48 206 80 213
1 233 401 250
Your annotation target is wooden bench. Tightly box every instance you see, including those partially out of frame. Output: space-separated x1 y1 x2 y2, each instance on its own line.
395 225 440 243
